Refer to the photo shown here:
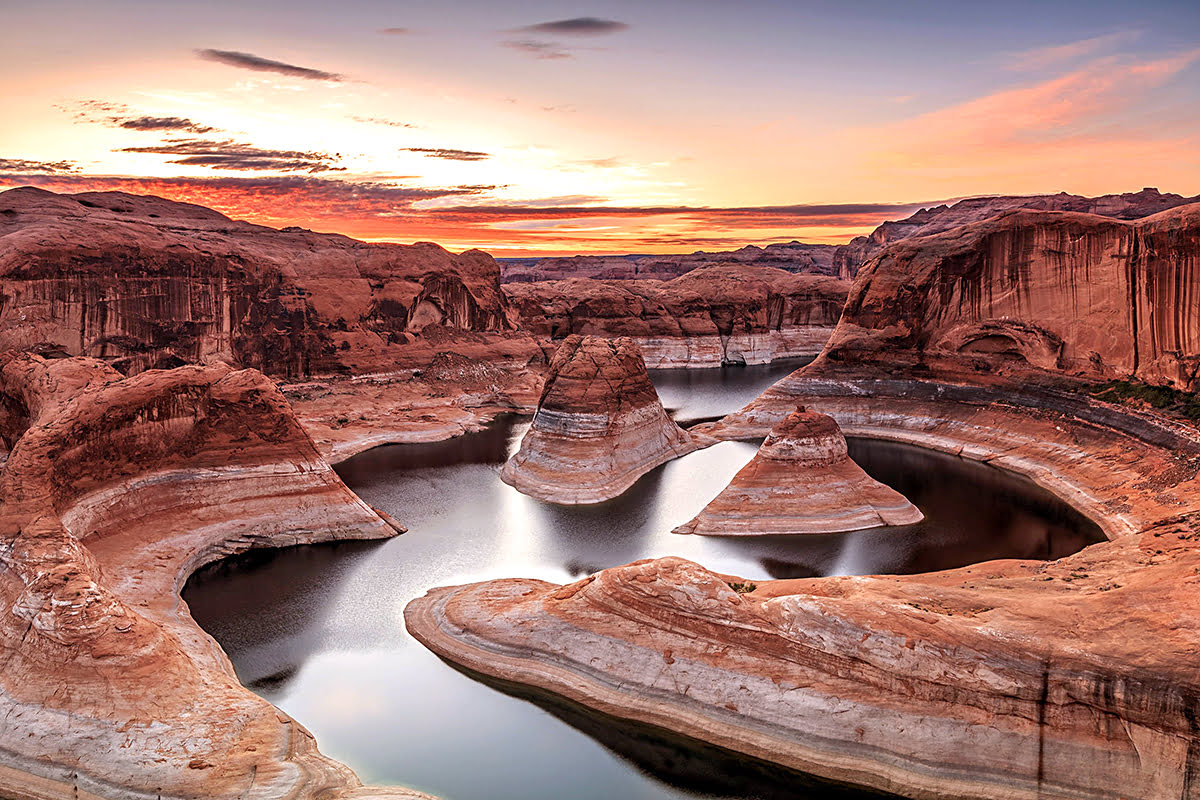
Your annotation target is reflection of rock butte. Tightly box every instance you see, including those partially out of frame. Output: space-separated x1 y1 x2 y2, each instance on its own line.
0 353 430 800
501 335 698 504
673 406 921 536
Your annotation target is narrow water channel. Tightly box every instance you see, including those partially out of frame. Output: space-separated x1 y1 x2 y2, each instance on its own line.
185 362 1103 800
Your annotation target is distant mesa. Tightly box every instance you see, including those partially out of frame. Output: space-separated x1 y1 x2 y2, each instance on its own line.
674 405 922 535
501 334 697 504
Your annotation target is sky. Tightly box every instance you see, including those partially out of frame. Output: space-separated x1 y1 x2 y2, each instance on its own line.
2 0 1198 255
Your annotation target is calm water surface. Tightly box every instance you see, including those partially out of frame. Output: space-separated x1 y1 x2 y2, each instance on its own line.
186 362 1103 800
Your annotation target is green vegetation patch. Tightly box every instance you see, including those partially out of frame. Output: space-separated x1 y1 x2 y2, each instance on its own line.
1090 380 1200 423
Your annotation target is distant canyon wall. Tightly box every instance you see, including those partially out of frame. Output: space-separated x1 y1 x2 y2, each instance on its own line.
0 188 518 379
504 264 848 368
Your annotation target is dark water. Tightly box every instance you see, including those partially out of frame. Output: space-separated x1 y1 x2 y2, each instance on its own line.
185 365 1103 800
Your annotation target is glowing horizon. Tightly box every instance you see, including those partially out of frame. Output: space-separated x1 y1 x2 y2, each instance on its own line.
3 0 1198 256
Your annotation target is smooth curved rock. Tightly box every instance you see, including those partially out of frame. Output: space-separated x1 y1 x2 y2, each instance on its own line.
408 378 1200 800
501 335 698 504
673 405 921 535
0 352 431 800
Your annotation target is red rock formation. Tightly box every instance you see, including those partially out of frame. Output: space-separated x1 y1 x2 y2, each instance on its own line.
673 406 921 535
409 376 1200 800
503 264 848 367
833 187 1200 280
500 241 837 282
501 335 697 503
0 352 429 799
0 186 530 378
823 204 1200 390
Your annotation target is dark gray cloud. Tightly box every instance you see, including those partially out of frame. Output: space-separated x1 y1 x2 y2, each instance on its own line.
517 17 629 35
379 27 410 35
196 49 344 81
0 158 77 174
118 116 216 133
352 115 417 128
402 147 490 162
119 139 342 172
502 39 572 59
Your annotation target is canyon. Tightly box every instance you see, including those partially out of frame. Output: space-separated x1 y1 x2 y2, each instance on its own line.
2 185 1200 800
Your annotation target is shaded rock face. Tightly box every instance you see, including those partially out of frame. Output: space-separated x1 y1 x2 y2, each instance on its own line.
0 352 424 799
674 406 921 535
500 241 837 282
824 204 1200 390
0 187 515 378
501 335 697 503
833 188 1200 280
504 264 848 367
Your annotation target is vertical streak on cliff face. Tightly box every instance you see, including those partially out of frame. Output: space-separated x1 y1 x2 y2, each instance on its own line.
1128 229 1142 376
1036 662 1050 797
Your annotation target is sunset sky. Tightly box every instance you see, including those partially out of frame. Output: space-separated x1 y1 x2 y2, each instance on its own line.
3 0 1198 255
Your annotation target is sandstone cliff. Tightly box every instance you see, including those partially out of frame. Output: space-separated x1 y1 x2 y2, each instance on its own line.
501 335 697 503
0 352 428 799
0 187 524 378
500 241 837 282
833 188 1200 280
823 204 1200 390
503 264 848 368
673 406 921 535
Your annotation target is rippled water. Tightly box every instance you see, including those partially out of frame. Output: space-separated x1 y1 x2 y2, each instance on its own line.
186 363 1103 800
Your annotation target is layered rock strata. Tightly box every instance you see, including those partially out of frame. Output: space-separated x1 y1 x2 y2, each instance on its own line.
673 405 921 536
500 241 837 282
409 372 1200 800
825 204 1200 390
0 352 429 800
833 187 1200 279
503 264 847 368
0 186 533 378
501 335 698 503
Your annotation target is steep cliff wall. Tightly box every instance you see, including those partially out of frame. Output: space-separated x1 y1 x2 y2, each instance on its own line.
833 188 1200 280
824 204 1200 390
0 187 517 378
504 264 848 367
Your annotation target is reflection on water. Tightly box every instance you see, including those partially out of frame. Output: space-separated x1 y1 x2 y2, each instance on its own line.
185 367 1102 800
649 358 813 425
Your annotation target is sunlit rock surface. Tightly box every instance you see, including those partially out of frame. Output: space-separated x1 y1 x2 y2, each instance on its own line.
501 335 698 503
674 405 921 536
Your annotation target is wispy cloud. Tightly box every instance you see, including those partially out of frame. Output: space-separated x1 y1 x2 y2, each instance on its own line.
516 17 628 36
0 158 77 174
119 138 343 172
502 40 572 60
117 116 217 133
1005 30 1141 71
196 49 344 81
351 115 416 128
379 27 410 35
402 147 490 161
